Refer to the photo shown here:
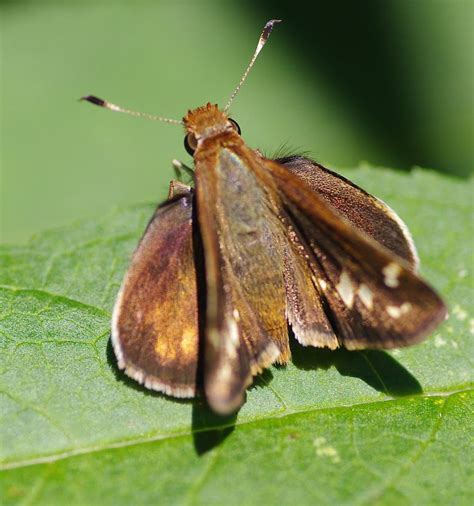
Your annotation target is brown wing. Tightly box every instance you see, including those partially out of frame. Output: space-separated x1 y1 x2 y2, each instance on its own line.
277 156 418 269
282 223 338 349
112 183 199 397
195 134 289 415
266 159 447 350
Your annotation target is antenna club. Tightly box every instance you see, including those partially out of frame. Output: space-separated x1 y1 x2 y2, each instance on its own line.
224 19 282 112
80 95 106 107
80 94 183 125
264 19 282 31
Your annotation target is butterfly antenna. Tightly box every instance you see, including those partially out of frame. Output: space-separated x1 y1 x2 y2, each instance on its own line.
80 95 183 125
224 19 281 112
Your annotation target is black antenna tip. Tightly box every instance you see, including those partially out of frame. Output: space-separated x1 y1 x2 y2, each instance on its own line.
80 95 106 107
262 20 282 41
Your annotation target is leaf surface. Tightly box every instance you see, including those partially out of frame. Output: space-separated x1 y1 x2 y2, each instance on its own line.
1 166 472 505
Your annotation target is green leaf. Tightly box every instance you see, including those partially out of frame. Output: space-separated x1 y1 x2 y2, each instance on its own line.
1 166 472 505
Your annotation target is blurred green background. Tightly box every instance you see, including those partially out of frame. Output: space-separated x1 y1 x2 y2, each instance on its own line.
1 0 472 245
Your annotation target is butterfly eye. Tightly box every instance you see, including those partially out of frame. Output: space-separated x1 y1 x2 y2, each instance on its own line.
229 118 241 135
184 133 198 155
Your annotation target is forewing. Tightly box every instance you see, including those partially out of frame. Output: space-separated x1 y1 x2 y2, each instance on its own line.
277 156 418 269
267 159 447 350
195 137 288 414
112 186 199 396
282 225 338 349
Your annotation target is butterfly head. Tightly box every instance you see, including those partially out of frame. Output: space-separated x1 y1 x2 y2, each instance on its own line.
183 103 241 155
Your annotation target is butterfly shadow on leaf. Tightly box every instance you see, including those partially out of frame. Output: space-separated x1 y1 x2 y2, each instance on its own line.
106 337 236 455
190 369 275 455
191 401 237 456
289 337 422 397
190 336 425 456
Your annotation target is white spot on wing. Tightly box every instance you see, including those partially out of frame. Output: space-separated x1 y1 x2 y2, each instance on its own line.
224 318 240 359
228 318 240 345
386 306 401 318
401 302 412 313
358 284 373 309
219 362 233 381
336 271 355 308
386 302 412 319
383 262 402 288
225 342 237 359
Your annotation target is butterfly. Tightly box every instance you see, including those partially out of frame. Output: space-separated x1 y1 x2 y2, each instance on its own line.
82 20 446 415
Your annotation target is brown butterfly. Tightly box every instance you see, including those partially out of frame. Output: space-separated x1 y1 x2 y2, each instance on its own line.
82 20 446 415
